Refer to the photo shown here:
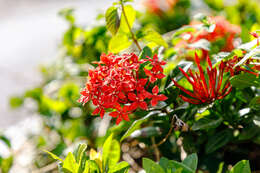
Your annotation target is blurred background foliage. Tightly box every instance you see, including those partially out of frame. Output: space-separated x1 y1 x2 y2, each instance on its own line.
7 0 260 172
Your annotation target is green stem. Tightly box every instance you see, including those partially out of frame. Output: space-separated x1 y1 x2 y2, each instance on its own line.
120 0 142 51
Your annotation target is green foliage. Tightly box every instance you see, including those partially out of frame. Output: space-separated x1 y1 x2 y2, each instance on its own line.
105 6 120 35
45 136 129 173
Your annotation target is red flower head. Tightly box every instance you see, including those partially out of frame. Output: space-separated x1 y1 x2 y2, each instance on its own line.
174 16 241 60
79 53 167 124
172 53 233 104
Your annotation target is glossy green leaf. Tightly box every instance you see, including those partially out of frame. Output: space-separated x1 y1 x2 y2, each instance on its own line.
74 144 87 164
230 160 251 173
105 6 120 35
108 33 132 53
139 46 152 59
249 96 260 110
102 134 120 169
120 111 160 142
83 160 100 173
143 29 168 48
230 73 260 89
43 150 63 162
191 117 223 131
142 158 165 173
205 130 233 154
120 5 136 33
171 161 194 173
159 157 175 173
108 161 130 173
182 153 198 172
63 152 79 173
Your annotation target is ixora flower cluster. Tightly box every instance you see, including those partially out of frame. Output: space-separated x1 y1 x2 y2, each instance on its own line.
175 16 241 60
172 53 259 104
78 53 167 124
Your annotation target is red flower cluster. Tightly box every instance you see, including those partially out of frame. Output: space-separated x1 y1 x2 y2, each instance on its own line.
143 0 178 15
78 53 167 124
174 16 241 60
172 53 233 104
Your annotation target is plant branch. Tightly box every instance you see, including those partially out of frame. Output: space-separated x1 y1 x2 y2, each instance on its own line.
156 115 175 147
120 0 142 51
151 137 160 162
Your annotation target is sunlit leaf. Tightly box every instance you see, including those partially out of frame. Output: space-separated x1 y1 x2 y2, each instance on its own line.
108 33 132 53
105 6 120 35
120 5 136 33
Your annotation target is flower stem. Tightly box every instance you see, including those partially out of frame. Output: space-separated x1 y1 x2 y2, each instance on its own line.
120 0 142 51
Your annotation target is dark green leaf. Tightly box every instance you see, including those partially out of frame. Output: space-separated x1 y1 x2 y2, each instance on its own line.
205 130 233 154
120 111 160 142
139 46 152 59
249 96 260 110
191 117 223 131
230 73 260 89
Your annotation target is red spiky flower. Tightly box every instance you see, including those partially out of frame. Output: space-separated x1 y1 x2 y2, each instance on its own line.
78 53 167 124
172 53 233 104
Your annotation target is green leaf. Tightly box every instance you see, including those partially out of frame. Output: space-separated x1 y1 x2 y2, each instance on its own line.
171 161 194 173
230 73 260 89
74 143 87 164
43 150 63 162
249 96 260 110
139 46 152 59
159 157 175 173
105 6 120 35
9 96 24 109
0 156 13 173
142 158 165 173
120 111 160 142
108 161 130 173
83 160 100 173
102 134 120 169
63 152 79 173
143 29 168 48
0 135 11 148
120 5 136 33
108 33 132 53
182 153 198 172
205 130 233 154
191 117 223 131
230 160 251 173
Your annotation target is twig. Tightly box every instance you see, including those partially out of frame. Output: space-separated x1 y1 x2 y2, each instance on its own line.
120 0 142 51
151 137 160 162
155 116 175 147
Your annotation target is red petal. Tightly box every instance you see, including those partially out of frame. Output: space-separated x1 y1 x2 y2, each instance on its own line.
139 101 148 110
116 116 122 125
128 92 137 101
151 99 158 107
109 111 119 118
92 107 100 115
100 108 105 119
152 85 159 95
129 102 138 111
122 113 130 121
157 94 168 101
155 73 166 79
118 92 126 99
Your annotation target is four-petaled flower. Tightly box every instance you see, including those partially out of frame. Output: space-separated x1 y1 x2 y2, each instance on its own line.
172 53 233 104
150 85 168 106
